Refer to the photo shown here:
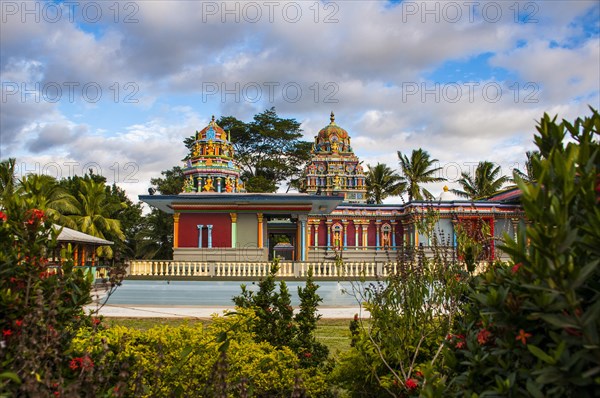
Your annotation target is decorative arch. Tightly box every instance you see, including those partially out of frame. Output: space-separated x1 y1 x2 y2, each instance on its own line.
332 223 343 250
382 223 392 248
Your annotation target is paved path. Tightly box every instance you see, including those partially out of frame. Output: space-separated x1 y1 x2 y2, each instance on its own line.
87 304 368 319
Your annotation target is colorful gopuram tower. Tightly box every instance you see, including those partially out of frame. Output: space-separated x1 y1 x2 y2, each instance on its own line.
182 116 245 193
304 113 367 203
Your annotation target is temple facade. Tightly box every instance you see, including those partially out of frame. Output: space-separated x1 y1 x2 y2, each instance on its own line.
141 115 525 264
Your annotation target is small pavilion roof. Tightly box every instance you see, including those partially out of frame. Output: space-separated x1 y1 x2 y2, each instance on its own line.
53 225 113 246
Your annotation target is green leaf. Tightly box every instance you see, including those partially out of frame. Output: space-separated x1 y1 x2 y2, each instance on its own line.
0 371 21 384
526 378 544 398
527 345 556 364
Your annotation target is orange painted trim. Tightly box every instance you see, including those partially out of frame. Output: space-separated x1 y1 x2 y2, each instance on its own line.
257 213 263 248
173 213 180 248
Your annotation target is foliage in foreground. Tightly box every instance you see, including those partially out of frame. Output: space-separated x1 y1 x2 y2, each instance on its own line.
0 191 126 397
332 220 467 397
73 310 330 397
445 108 600 396
233 261 330 370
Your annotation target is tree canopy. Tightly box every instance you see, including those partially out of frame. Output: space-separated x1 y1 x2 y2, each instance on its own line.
397 149 446 201
453 161 510 200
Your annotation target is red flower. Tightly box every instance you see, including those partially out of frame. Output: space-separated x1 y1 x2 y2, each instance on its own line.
303 352 312 358
15 320 23 328
511 262 523 273
477 328 492 345
0 211 7 222
92 317 101 326
405 378 418 390
456 340 466 349
69 356 94 371
414 371 423 378
2 329 12 337
69 359 79 370
26 209 45 225
515 329 532 345
80 356 94 370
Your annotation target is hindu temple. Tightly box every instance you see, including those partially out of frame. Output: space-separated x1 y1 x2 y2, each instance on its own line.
140 113 525 268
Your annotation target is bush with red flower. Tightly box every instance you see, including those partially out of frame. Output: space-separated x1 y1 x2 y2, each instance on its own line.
445 109 600 396
0 191 126 396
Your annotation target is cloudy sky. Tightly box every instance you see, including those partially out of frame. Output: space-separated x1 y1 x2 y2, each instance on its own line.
1 0 599 204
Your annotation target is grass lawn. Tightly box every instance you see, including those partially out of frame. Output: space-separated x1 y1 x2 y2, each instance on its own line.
106 317 354 354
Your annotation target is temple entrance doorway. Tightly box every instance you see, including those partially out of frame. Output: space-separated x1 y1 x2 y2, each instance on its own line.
267 218 297 261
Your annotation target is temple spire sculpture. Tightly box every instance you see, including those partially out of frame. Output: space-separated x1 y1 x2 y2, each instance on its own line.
181 116 245 193
304 113 367 203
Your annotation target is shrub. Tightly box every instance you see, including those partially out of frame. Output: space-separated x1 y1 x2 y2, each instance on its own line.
445 108 600 396
72 309 331 397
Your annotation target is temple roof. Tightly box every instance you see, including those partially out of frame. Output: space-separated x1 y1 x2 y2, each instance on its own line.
317 112 349 140
197 115 228 141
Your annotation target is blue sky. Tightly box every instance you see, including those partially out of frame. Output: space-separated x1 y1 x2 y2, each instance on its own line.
1 0 599 203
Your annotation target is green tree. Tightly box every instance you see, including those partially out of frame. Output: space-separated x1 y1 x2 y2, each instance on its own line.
135 208 174 260
397 149 446 201
150 166 184 195
446 108 600 396
69 179 126 258
0 158 17 199
134 166 183 260
453 161 510 199
365 163 406 204
233 262 328 369
18 174 79 229
512 150 541 184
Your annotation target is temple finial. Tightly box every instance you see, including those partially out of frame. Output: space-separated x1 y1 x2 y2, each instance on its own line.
211 115 215 122
330 111 335 124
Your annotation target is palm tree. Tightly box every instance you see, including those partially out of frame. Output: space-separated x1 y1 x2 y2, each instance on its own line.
0 158 17 201
453 161 510 200
18 174 79 227
69 179 126 258
366 163 405 204
512 150 540 184
397 149 446 201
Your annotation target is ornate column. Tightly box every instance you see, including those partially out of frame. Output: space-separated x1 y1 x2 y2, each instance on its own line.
230 213 237 248
173 213 180 248
375 220 381 250
354 221 359 250
307 223 312 248
342 220 348 250
511 217 519 243
314 224 319 249
217 177 222 193
362 224 368 250
197 224 204 248
391 220 397 249
257 213 264 248
300 216 307 261
451 218 458 247
326 220 332 249
207 224 213 248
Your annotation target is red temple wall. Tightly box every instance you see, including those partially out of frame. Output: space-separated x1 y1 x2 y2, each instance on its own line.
179 213 231 248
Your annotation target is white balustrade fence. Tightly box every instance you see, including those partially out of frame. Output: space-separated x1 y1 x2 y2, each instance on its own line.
128 260 408 279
